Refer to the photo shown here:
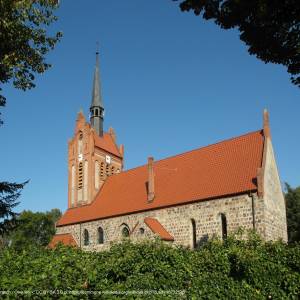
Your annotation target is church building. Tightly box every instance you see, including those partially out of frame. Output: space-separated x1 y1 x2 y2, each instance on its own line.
49 52 288 250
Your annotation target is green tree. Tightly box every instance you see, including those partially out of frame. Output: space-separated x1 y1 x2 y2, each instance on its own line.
7 209 62 250
0 0 62 124
0 1 61 241
176 0 300 88
0 181 27 236
285 183 300 243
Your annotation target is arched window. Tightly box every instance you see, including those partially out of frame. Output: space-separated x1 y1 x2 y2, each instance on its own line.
106 164 110 176
95 108 98 116
100 162 105 180
98 227 104 244
95 161 100 190
78 162 84 203
121 224 130 238
78 162 83 189
83 160 88 201
220 213 227 240
191 219 197 249
71 165 75 206
83 229 89 246
111 165 115 175
78 131 83 154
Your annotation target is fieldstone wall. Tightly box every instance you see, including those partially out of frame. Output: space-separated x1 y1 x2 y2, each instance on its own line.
56 193 268 251
261 139 288 242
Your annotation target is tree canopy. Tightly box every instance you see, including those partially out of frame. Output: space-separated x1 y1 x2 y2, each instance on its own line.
177 0 300 88
0 0 62 124
0 181 27 236
0 1 61 240
4 209 61 249
285 183 300 243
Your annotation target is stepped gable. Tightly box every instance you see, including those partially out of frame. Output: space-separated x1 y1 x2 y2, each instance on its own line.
93 131 122 158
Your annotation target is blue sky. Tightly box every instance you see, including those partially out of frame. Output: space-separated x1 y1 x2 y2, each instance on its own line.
1 1 299 213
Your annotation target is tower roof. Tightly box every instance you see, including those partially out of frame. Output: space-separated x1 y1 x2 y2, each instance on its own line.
90 50 104 108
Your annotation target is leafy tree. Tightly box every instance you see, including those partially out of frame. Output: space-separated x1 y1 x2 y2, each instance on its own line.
176 0 300 88
0 1 61 241
7 209 62 250
0 0 62 124
0 181 27 237
285 183 300 243
47 208 62 224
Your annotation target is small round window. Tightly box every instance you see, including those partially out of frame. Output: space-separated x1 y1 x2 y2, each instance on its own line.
139 228 145 234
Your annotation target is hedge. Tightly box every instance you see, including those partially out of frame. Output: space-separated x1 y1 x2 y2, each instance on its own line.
0 233 299 299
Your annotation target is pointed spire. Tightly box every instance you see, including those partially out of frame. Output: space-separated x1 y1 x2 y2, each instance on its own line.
91 45 104 108
90 43 105 136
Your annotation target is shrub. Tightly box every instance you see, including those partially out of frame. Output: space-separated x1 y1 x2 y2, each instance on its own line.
0 234 299 299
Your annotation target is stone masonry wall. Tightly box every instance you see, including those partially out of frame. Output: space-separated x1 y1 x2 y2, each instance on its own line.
57 193 262 251
262 139 288 242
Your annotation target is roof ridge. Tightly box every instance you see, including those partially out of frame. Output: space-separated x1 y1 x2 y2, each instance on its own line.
117 129 263 176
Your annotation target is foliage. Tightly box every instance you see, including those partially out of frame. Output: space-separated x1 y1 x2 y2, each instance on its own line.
0 181 28 237
0 234 299 299
176 0 300 88
285 183 300 243
4 209 62 250
0 0 62 124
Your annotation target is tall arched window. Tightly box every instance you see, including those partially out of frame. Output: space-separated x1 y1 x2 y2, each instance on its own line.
95 161 100 190
106 164 110 176
220 213 227 240
78 162 83 202
83 229 89 246
83 160 88 201
100 162 105 180
121 224 130 238
111 165 115 175
71 165 75 206
78 162 83 189
98 227 104 244
78 131 83 154
191 218 197 249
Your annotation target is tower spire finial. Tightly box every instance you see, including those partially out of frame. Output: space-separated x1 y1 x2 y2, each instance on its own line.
96 41 99 55
90 42 104 136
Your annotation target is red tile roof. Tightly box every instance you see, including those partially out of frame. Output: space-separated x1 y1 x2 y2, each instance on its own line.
144 217 174 241
94 132 122 158
48 233 77 248
57 130 264 227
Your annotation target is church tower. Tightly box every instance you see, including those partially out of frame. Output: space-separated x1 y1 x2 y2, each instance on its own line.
67 50 124 209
